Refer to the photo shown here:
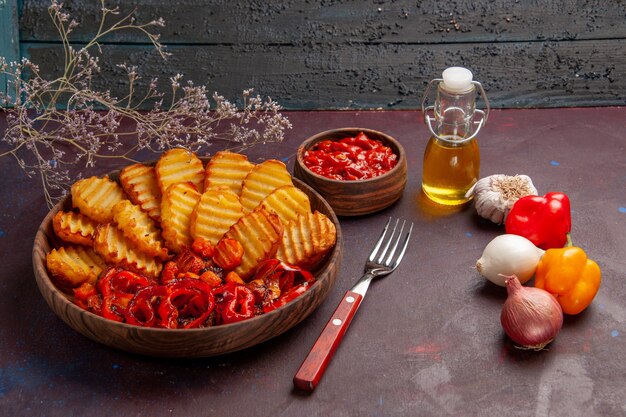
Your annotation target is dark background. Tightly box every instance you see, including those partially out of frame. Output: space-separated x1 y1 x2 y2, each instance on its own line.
6 0 626 109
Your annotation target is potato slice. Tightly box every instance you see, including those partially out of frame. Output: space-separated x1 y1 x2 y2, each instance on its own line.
258 185 311 226
155 148 204 195
46 246 106 289
240 159 292 213
112 200 169 261
190 187 244 246
276 211 336 270
161 182 201 253
223 207 284 280
52 210 99 246
203 151 255 195
71 176 126 223
93 223 163 278
119 163 162 223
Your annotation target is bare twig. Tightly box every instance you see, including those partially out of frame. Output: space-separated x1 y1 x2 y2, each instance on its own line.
0 1 291 208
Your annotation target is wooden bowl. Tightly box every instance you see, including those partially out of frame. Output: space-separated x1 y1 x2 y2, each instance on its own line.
32 174 342 358
293 128 407 216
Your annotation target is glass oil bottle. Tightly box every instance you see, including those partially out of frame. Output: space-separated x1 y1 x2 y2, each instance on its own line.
421 67 489 205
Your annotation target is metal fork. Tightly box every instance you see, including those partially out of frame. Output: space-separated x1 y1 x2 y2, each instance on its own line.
293 218 413 392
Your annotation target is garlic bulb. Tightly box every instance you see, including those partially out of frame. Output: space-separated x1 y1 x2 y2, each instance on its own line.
466 174 537 224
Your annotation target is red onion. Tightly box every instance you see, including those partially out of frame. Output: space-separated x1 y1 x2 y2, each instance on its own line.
500 275 563 350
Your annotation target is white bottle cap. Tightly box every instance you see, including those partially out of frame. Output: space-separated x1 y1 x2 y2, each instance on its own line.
442 67 474 93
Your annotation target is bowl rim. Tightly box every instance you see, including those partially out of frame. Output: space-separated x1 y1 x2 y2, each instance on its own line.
296 127 407 184
32 166 342 343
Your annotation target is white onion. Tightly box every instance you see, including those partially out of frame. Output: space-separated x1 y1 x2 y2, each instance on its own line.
476 234 545 286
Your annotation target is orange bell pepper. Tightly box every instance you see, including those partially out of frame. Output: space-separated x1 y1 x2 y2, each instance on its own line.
534 247 601 315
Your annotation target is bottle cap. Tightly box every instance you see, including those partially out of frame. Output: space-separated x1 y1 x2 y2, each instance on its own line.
442 67 473 93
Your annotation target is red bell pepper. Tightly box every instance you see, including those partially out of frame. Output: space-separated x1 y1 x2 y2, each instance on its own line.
505 192 571 250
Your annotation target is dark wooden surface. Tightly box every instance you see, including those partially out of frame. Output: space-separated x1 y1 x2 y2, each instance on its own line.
1 108 625 416
13 0 626 109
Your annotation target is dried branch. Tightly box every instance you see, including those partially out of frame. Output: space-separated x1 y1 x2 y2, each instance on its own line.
0 0 291 208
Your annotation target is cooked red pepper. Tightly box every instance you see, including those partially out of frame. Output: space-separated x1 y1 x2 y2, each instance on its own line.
161 261 179 284
101 294 131 322
75 260 315 327
505 192 571 250
159 278 214 329
73 282 102 315
125 285 168 327
173 249 206 275
253 259 315 293
249 259 315 309
97 268 152 297
97 268 152 322
303 132 397 181
213 282 256 324
263 283 310 313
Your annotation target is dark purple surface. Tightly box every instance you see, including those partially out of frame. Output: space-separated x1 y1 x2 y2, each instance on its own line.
1 109 625 416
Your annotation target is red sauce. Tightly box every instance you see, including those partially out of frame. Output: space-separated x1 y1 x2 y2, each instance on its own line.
303 132 398 180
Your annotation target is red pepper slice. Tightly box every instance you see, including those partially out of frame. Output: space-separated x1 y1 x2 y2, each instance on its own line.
161 261 179 284
249 259 315 310
253 259 314 290
73 282 102 315
96 268 152 322
158 278 214 329
125 286 168 327
97 268 152 297
262 283 310 314
213 282 256 324
101 293 133 322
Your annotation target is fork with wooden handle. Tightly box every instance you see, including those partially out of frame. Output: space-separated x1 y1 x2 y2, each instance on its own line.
293 218 413 392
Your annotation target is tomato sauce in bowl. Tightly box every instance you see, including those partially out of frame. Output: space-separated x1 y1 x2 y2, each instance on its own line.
302 132 398 181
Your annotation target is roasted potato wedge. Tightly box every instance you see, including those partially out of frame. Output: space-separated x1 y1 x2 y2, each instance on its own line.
71 175 126 223
112 200 169 261
276 211 336 270
119 163 162 222
224 207 283 280
52 210 99 246
203 151 255 195
46 245 106 289
93 223 163 278
240 159 292 213
155 148 204 195
161 182 201 253
190 187 244 245
258 185 311 226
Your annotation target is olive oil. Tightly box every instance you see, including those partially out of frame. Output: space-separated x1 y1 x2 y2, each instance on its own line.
422 136 479 205
420 67 489 206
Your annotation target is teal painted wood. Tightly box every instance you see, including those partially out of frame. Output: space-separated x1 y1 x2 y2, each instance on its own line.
0 0 19 101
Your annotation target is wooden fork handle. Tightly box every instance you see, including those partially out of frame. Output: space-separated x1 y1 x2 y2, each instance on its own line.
293 290 363 392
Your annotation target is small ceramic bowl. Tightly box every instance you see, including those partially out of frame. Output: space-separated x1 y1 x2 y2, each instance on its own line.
293 128 407 216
